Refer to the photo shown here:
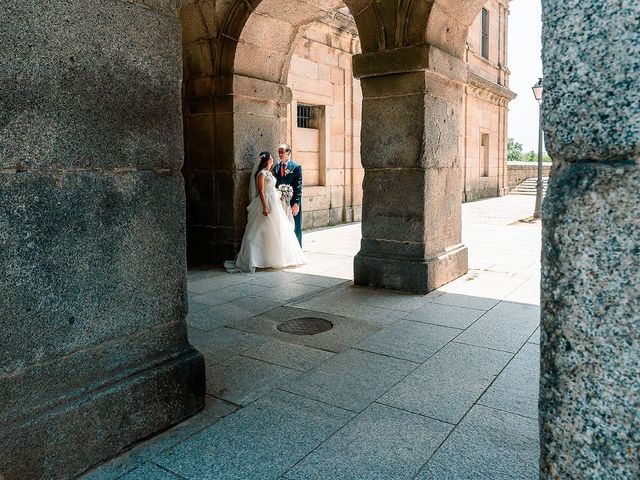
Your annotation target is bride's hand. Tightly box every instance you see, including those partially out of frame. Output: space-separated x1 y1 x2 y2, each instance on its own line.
262 206 269 216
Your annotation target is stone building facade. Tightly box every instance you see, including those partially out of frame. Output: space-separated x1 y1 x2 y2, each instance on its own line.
462 0 516 200
280 1 515 229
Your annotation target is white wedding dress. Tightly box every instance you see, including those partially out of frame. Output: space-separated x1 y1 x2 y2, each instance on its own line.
224 170 305 273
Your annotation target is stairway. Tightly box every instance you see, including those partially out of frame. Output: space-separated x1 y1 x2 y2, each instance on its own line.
511 177 549 196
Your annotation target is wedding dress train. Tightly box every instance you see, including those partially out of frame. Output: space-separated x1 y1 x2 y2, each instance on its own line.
224 170 305 273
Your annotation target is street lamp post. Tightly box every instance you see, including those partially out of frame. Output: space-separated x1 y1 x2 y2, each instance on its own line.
532 77 544 219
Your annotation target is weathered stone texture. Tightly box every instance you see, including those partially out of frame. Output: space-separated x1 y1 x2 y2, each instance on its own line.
540 0 640 477
0 172 187 373
0 349 204 480
0 171 206 479
0 0 183 171
354 65 467 293
0 1 205 478
540 162 640 478
541 0 640 161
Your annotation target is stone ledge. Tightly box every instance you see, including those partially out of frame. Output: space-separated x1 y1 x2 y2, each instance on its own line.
0 322 189 427
353 45 467 83
0 348 205 480
354 244 468 294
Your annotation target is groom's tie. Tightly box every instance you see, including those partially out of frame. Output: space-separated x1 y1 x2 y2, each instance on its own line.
280 162 285 177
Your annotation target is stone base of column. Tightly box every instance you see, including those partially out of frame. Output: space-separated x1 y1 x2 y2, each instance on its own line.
0 348 205 480
354 244 468 294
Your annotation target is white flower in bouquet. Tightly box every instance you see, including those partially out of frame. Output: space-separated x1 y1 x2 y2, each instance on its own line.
278 184 293 202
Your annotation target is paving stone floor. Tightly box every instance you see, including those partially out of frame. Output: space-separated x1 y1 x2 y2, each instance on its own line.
83 195 541 480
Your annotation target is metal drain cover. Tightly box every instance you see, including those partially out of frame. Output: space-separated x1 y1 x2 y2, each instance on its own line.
277 317 333 336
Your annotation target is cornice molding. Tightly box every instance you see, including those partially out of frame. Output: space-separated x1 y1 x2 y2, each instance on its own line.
468 71 516 105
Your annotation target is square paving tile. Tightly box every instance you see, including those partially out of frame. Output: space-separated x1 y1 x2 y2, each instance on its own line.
188 327 268 366
243 339 335 371
191 283 270 306
404 302 485 329
228 306 383 353
154 390 354 480
528 326 541 345
285 403 452 480
246 271 307 287
431 292 501 311
478 343 539 418
82 397 237 480
454 301 540 353
379 342 512 424
256 282 327 302
282 349 416 412
292 274 350 288
187 296 282 330
290 288 357 314
188 272 249 295
505 279 541 306
356 320 460 363
440 271 525 300
343 285 427 312
416 405 539 480
206 355 301 405
333 302 406 325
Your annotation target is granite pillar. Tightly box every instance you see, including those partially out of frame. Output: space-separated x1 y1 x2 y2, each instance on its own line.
352 46 468 293
0 1 205 478
540 0 640 477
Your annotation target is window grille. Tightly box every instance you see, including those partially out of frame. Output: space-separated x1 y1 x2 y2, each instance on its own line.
297 104 318 129
481 8 489 59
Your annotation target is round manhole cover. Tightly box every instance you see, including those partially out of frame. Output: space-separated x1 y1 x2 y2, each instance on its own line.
277 317 334 336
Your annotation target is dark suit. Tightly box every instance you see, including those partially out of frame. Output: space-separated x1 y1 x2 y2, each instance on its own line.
275 160 302 246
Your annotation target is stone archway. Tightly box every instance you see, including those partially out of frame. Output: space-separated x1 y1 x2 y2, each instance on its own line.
181 0 375 264
182 0 492 293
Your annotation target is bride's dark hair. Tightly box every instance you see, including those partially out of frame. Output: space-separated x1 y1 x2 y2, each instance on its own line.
255 151 272 178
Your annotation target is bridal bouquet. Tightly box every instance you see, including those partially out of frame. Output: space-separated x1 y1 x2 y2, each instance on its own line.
278 184 293 202
278 184 295 226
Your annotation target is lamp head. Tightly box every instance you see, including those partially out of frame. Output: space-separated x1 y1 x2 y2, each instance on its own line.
532 77 544 102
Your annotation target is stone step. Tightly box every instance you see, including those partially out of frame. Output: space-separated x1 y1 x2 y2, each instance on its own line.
511 177 549 196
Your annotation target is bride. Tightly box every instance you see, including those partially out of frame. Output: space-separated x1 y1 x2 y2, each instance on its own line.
224 151 306 273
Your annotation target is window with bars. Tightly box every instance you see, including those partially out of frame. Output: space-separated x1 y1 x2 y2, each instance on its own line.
297 104 320 129
481 8 489 60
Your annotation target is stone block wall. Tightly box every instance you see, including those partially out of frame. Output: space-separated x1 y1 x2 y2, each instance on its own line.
463 84 508 201
507 161 552 187
286 22 363 228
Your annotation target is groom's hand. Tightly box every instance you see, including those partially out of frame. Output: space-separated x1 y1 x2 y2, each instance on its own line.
292 204 299 216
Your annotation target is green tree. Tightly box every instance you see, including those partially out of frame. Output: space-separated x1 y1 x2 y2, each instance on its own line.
507 138 523 162
523 150 536 162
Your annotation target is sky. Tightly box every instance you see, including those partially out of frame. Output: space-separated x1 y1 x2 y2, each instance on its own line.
507 0 543 152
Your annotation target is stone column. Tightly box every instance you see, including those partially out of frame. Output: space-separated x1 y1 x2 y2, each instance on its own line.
539 1 639 478
0 2 205 479
353 46 468 294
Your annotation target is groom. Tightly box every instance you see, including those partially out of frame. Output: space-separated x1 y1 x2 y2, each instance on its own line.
275 143 303 246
